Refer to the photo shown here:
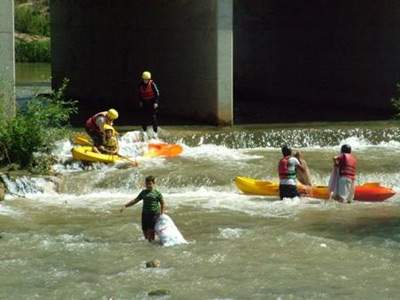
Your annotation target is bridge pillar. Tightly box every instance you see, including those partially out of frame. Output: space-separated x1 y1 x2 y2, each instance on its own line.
216 0 233 125
0 0 16 118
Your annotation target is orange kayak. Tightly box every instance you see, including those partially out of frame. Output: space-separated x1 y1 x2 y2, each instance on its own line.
235 177 396 202
145 143 183 158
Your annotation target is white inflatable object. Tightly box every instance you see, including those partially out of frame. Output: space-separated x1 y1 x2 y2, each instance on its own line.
155 214 187 247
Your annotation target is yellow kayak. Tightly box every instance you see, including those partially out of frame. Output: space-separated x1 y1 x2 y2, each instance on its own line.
71 146 126 164
234 177 280 196
234 176 396 202
71 133 183 158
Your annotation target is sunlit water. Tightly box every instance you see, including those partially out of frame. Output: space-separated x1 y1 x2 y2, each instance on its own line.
1 124 400 299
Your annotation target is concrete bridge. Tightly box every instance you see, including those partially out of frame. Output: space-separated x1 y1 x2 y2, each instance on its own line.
3 1 400 124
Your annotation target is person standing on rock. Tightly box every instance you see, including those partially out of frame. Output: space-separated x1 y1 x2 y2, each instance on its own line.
138 71 160 139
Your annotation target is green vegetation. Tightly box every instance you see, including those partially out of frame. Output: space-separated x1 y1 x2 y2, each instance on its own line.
0 79 77 173
391 83 400 120
15 1 50 36
15 37 50 63
14 0 50 63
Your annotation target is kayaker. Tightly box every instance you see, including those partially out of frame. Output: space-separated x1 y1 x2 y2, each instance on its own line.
85 109 119 146
278 145 305 199
330 144 357 203
294 151 312 186
138 71 160 139
120 175 165 242
92 124 119 155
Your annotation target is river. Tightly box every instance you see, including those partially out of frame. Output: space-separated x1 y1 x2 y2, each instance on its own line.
1 124 400 299
2 64 400 299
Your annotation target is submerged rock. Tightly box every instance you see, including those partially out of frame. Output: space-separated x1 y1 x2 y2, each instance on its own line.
148 289 170 296
146 259 161 268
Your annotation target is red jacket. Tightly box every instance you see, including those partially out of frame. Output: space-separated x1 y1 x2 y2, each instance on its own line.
85 111 107 132
339 153 356 180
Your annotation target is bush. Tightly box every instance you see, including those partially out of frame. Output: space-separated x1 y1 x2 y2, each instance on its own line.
15 4 50 37
0 79 77 169
15 38 50 63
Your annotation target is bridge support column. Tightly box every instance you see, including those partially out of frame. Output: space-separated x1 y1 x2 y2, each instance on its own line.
216 0 233 125
0 0 15 118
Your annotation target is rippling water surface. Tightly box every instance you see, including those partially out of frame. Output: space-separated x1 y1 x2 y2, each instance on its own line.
1 124 400 299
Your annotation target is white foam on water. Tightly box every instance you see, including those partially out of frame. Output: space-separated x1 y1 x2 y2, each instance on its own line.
52 139 73 162
1 175 58 197
218 228 245 239
181 144 261 162
244 137 400 152
328 137 400 153
17 191 132 210
0 203 23 216
2 184 336 219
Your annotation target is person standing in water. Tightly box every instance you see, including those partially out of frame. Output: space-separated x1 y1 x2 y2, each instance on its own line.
138 71 160 139
278 145 305 199
330 144 357 203
120 176 165 242
294 151 312 186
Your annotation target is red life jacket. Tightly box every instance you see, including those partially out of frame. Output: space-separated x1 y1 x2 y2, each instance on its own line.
85 111 107 132
279 156 296 180
339 153 356 180
139 80 155 101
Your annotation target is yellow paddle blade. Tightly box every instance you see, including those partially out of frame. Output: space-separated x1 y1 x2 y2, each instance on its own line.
71 133 92 146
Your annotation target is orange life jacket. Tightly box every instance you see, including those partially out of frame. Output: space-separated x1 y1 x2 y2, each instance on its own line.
339 153 356 180
139 80 155 101
279 156 296 180
85 111 107 132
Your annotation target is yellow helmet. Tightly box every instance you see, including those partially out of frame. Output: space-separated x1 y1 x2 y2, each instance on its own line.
107 108 118 120
103 124 115 132
142 71 151 80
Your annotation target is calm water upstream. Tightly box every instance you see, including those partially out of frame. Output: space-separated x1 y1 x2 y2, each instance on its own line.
15 63 51 108
1 124 400 299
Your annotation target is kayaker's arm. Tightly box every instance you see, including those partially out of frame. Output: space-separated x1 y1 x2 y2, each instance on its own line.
296 164 305 172
296 158 305 173
96 145 114 154
333 155 341 167
120 198 140 213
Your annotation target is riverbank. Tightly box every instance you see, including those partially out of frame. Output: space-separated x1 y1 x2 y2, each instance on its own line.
14 0 50 63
